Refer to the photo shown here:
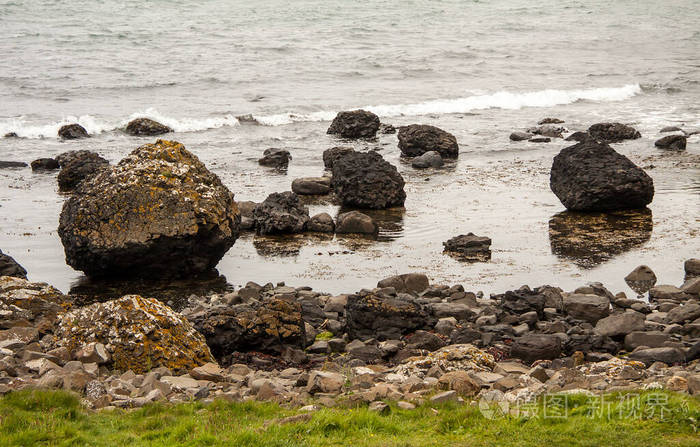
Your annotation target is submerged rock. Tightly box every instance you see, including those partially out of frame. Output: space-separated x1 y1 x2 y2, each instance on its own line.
654 134 686 151
30 158 60 171
56 151 109 192
550 139 654 211
335 211 377 234
660 126 683 133
322 146 354 170
307 213 335 233
587 122 641 142
53 295 213 374
58 123 89 140
411 151 444 169
258 148 291 169
564 131 590 142
327 110 380 139
509 132 533 141
398 124 459 158
58 140 240 278
0 161 28 169
346 291 432 340
291 177 330 195
237 201 258 231
125 118 172 136
0 250 27 279
443 233 491 261
331 151 406 209
538 118 565 125
253 191 309 234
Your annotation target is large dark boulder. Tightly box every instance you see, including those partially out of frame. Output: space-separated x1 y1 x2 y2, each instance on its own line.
253 191 309 234
563 293 610 323
587 122 641 142
58 140 240 278
0 161 28 169
258 148 291 169
335 211 377 234
125 118 172 136
398 124 458 158
187 298 306 362
322 146 354 170
327 110 380 139
550 139 654 211
0 249 27 279
56 151 109 192
346 291 432 340
331 151 405 209
654 134 686 151
58 123 89 140
30 158 60 171
510 334 562 364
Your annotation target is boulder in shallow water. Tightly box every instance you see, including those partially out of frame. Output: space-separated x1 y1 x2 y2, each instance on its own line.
0 249 27 279
0 161 28 169
398 124 459 158
30 158 60 171
53 295 213 374
443 233 491 261
335 211 377 234
654 134 686 151
3 132 18 138
307 212 335 233
510 131 533 141
253 191 309 234
327 109 380 139
58 140 240 278
125 118 172 136
258 148 291 169
564 131 590 142
411 151 444 169
538 118 565 125
530 136 551 143
550 139 654 211
291 177 330 195
56 151 109 192
587 122 641 142
526 125 565 138
331 151 406 209
58 123 89 140
322 146 354 170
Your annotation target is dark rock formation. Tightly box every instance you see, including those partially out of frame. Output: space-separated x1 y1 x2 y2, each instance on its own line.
563 293 610 323
346 291 431 340
253 191 309 235
0 249 27 279
58 140 240 278
398 124 459 158
58 123 89 140
327 110 380 139
307 213 335 233
587 122 641 142
550 139 654 211
291 177 330 195
443 233 491 261
510 132 532 141
258 148 291 169
56 151 109 192
510 334 562 364
30 158 60 171
0 276 72 333
564 131 590 142
322 146 354 170
125 118 172 136
411 151 443 169
526 125 565 138
538 118 565 124
335 211 377 234
654 134 686 151
0 161 27 169
331 151 406 209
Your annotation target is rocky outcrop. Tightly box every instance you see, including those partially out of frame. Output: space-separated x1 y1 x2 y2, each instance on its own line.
30 158 60 171
58 140 240 278
0 249 27 279
0 276 72 333
53 295 213 374
550 139 654 211
253 192 309 234
327 110 380 139
58 123 89 140
331 151 406 209
654 135 686 151
125 118 172 136
398 125 459 158
291 177 330 195
587 122 641 142
56 151 109 192
322 146 354 170
258 148 291 169
335 211 377 234
346 291 432 340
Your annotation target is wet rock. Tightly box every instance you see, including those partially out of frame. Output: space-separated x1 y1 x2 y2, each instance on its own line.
346 291 431 340
398 124 459 158
53 295 213 374
379 123 396 134
594 311 645 337
443 233 491 261
0 249 27 279
550 139 654 211
368 401 391 414
253 192 309 235
331 151 406 209
628 347 685 366
30 158 60 171
510 334 562 364
660 126 683 133
3 132 18 138
530 136 551 143
438 371 480 396
58 123 89 140
624 265 657 295
587 122 641 142
56 151 109 192
258 148 291 169
406 330 446 351
327 110 380 139
188 298 306 362
335 211 377 234
682 277 700 295
538 118 565 125
430 390 457 403
564 131 590 142
563 294 610 323
394 344 495 377
685 259 700 278
510 131 533 141
237 201 257 230
526 125 565 138
75 342 111 364
307 213 335 233
322 146 354 170
291 177 330 195
654 134 686 151
125 118 172 136
0 276 72 332
377 273 429 295
0 161 28 169
411 151 444 169
58 140 240 278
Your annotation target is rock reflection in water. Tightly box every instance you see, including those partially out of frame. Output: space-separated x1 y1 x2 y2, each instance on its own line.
253 233 333 257
69 271 230 311
549 208 653 268
338 207 405 242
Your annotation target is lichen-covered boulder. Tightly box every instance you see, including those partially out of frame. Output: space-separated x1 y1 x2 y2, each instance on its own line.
398 124 459 158
0 250 27 279
58 123 89 140
550 139 654 211
56 151 109 192
186 298 306 363
53 295 213 374
253 191 309 234
327 110 380 139
125 118 172 136
394 344 495 377
331 151 406 209
0 276 72 333
346 291 432 340
587 122 641 142
58 140 240 278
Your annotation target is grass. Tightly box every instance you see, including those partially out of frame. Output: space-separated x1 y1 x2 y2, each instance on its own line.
0 389 698 446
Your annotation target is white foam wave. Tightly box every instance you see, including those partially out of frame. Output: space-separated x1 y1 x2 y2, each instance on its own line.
120 108 240 133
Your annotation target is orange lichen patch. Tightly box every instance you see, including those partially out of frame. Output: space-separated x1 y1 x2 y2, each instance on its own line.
54 295 214 374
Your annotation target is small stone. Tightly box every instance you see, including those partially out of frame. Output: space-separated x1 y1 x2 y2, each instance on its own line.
291 177 331 195
335 211 377 234
75 342 111 365
397 401 416 410
368 401 391 414
430 390 457 403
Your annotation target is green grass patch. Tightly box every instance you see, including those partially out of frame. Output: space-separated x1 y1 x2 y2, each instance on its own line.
0 389 698 446
314 331 334 341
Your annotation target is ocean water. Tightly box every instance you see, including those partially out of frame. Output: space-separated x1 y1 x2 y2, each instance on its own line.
0 0 698 297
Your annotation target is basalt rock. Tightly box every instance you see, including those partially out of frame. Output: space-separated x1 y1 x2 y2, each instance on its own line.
327 110 380 139
125 118 172 136
587 122 641 142
291 177 330 195
253 192 309 234
0 161 28 169
53 295 213 374
0 276 72 333
58 140 240 278
0 249 27 279
322 146 354 170
56 151 109 192
398 124 459 158
335 211 377 234
654 134 686 151
346 291 432 340
550 139 654 211
58 123 89 140
331 151 406 209
563 293 610 323
258 148 291 169
31 158 60 171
